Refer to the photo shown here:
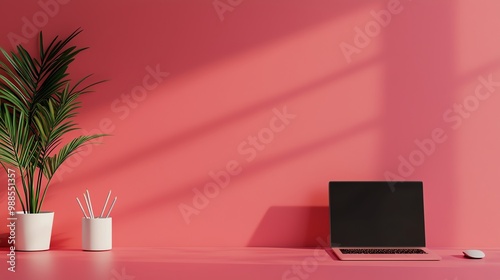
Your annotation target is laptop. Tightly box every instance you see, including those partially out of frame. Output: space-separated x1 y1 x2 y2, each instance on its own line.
329 181 441 261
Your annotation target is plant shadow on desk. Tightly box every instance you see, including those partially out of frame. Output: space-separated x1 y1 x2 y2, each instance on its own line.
248 206 330 248
0 233 10 249
0 232 71 250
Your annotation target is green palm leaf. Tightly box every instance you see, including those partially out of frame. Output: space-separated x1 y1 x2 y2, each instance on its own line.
43 134 106 180
0 28 107 213
0 105 38 167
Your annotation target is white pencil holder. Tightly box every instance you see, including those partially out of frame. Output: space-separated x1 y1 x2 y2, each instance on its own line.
82 217 112 251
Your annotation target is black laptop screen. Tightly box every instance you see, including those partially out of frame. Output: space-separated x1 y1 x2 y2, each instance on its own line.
329 181 426 247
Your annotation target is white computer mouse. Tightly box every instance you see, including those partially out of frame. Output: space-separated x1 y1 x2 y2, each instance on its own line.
463 249 485 259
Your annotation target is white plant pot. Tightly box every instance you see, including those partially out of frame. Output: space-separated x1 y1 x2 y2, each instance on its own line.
14 211 54 251
82 217 112 251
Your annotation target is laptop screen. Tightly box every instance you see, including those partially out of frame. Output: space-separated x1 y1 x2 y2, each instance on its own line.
329 181 426 248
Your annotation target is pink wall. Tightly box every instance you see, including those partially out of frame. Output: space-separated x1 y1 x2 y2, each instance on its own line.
1 0 500 249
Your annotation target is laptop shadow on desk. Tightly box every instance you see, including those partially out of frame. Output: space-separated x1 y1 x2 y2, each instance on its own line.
247 206 330 248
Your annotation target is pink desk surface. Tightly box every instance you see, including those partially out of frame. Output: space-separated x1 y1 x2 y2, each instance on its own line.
1 247 499 280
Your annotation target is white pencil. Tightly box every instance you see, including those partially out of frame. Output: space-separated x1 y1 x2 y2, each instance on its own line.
84 191 95 219
99 190 112 218
83 193 90 217
105 197 117 218
76 197 89 219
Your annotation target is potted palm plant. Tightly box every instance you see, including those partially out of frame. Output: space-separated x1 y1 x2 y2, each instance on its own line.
0 28 106 251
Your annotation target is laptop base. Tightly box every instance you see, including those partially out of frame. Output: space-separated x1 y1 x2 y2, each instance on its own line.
332 248 442 261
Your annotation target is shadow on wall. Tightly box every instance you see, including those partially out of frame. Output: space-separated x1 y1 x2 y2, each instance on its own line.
48 233 73 250
248 206 330 248
3 0 500 248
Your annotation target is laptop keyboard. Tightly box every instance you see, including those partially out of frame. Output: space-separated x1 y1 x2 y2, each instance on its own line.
340 248 427 254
